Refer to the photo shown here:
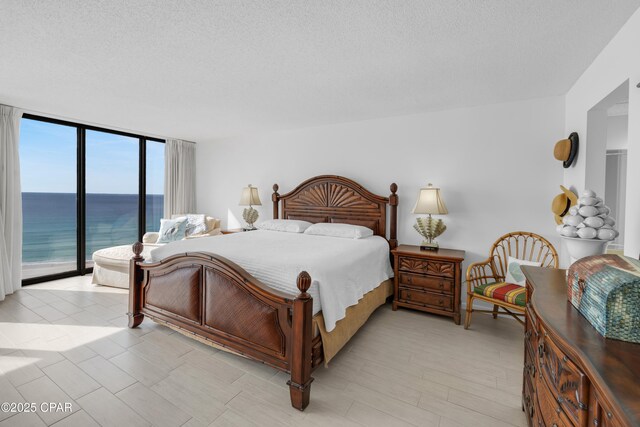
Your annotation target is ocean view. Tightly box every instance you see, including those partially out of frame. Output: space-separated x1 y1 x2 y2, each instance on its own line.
22 192 163 277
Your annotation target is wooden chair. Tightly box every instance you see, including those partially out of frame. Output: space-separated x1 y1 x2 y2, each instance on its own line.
464 231 558 329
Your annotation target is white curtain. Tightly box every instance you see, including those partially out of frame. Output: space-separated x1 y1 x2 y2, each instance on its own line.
164 139 196 218
0 105 23 301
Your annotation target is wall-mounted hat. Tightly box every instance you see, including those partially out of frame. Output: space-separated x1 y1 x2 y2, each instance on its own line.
551 185 578 224
553 132 579 168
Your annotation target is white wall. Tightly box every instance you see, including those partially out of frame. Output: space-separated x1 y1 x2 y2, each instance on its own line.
565 7 640 258
197 96 565 278
607 114 629 150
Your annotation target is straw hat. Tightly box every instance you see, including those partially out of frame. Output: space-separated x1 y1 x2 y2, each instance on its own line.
553 132 579 168
551 185 578 224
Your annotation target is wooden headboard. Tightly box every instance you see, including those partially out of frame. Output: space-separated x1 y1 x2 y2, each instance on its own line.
272 175 398 248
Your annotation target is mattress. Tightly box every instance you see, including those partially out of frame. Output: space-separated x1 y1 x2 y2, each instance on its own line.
149 230 393 331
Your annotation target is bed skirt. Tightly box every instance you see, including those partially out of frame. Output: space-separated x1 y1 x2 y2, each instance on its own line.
313 279 393 366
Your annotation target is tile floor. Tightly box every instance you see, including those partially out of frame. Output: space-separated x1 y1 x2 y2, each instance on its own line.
0 276 527 427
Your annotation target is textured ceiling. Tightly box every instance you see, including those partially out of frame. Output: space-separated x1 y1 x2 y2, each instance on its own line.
1 0 639 141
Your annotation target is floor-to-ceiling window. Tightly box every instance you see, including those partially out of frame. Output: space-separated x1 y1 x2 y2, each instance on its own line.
146 140 165 232
20 120 78 280
20 115 164 284
85 130 140 268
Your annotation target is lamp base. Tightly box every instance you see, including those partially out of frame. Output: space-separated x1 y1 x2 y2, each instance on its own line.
420 241 439 251
242 207 259 231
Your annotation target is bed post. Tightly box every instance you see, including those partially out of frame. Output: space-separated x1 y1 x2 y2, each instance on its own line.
288 271 314 411
272 184 280 220
127 242 145 328
389 183 398 249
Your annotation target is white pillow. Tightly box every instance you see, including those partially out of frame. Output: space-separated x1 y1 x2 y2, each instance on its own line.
256 219 312 233
304 223 374 239
185 214 207 236
504 256 542 286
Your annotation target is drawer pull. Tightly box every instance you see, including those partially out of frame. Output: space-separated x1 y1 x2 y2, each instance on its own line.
556 406 561 414
525 330 531 339
406 277 412 284
438 299 444 306
607 412 613 419
538 344 544 357
562 355 568 362
406 292 411 299
439 281 444 289
594 420 599 426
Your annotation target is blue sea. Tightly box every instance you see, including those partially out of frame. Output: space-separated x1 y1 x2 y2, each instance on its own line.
22 192 164 264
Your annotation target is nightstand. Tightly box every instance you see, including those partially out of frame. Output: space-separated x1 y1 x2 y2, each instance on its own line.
392 245 465 325
221 228 244 234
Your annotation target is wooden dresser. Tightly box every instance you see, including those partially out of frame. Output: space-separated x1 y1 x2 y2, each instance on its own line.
391 245 465 324
522 267 640 427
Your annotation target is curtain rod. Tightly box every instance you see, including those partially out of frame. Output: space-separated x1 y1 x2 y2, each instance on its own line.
3 102 195 144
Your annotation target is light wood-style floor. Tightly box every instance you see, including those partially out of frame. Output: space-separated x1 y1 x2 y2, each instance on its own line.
0 276 527 427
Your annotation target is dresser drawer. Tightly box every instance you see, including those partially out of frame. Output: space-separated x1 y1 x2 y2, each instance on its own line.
536 375 573 427
539 326 589 426
524 342 537 386
398 257 455 278
591 389 624 427
523 375 536 424
398 288 453 311
399 272 452 294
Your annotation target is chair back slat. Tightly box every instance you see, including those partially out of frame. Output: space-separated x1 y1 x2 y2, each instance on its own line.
489 232 558 280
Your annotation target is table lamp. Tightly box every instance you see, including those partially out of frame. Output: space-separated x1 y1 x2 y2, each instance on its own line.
239 184 261 230
412 183 448 250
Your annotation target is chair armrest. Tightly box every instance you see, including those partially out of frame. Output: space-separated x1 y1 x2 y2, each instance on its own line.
142 232 159 244
466 258 498 293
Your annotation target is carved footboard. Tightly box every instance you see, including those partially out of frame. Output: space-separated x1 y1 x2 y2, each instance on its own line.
127 242 314 410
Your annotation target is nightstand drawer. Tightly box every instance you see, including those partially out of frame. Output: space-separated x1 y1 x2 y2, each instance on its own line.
398 257 454 278
399 272 452 294
398 288 453 311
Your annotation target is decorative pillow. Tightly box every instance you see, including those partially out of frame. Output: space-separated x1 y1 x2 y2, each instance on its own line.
304 223 374 239
157 218 187 243
504 256 542 286
185 214 207 236
171 213 208 236
256 219 312 233
204 216 221 233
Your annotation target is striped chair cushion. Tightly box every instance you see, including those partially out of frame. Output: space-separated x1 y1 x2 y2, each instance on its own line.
474 282 526 307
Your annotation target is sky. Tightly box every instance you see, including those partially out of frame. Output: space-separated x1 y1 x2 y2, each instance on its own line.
20 118 164 194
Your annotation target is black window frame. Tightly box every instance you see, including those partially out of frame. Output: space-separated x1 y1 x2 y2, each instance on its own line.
21 113 164 285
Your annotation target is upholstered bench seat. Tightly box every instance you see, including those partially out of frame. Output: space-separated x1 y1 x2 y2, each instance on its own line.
91 244 158 289
473 282 527 307
91 215 221 288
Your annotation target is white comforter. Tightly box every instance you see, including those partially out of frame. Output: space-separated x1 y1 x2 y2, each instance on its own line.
149 230 393 331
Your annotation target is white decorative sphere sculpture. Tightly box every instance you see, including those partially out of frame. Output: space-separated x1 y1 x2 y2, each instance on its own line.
557 189 619 263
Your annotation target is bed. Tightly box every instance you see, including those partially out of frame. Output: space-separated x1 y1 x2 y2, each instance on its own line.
127 175 398 410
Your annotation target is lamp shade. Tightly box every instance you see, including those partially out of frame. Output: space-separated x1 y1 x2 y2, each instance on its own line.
239 185 262 206
412 183 448 215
